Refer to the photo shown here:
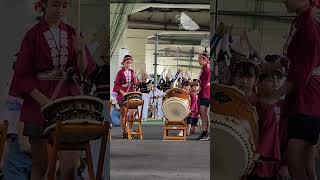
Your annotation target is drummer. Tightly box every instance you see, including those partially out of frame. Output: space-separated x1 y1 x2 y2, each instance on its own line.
113 55 139 138
137 73 152 121
9 0 96 179
247 60 289 180
197 53 210 141
162 75 173 92
188 80 199 135
149 83 164 120
229 59 259 105
177 81 191 136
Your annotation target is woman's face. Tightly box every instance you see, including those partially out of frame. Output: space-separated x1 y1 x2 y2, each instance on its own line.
198 55 208 66
45 0 70 22
123 59 133 69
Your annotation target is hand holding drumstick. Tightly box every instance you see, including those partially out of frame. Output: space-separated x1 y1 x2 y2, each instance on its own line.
30 89 50 107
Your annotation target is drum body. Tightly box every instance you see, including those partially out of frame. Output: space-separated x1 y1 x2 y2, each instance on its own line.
41 96 104 143
162 88 190 121
211 84 258 180
123 92 143 108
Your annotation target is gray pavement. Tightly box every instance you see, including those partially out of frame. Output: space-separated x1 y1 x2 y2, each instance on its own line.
110 125 210 180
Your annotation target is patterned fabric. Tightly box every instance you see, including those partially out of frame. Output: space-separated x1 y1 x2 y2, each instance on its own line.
124 69 131 84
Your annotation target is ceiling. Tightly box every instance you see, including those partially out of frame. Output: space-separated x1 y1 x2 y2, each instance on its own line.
111 0 209 4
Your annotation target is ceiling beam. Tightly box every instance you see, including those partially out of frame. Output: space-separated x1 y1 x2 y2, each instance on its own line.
111 0 209 5
112 3 209 14
128 19 209 31
140 7 209 12
211 10 296 23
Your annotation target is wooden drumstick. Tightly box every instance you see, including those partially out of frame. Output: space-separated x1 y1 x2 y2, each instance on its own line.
51 78 65 100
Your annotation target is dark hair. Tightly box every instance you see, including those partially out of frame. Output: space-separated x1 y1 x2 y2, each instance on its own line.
123 55 133 61
39 0 72 13
200 53 209 60
191 81 199 87
122 55 133 65
182 81 191 87
265 54 281 63
232 62 259 78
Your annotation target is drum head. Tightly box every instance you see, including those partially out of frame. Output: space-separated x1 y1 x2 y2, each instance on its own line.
42 95 104 112
163 88 190 101
211 113 254 179
162 99 189 121
211 84 258 145
211 127 247 180
124 92 142 97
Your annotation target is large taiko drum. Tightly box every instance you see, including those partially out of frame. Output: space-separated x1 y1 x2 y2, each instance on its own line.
41 95 104 144
162 88 191 121
211 84 258 180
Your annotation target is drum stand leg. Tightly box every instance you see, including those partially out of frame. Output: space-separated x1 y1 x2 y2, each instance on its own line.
47 121 110 180
163 120 187 141
48 120 62 180
85 143 95 180
0 121 8 163
124 104 144 140
96 122 108 180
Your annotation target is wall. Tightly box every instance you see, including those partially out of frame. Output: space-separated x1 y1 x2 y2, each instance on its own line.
0 0 35 110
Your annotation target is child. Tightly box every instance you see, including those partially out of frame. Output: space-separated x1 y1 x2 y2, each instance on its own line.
113 55 139 138
138 73 152 121
110 92 121 127
182 80 191 92
178 81 191 136
188 81 199 135
229 60 259 106
247 68 290 180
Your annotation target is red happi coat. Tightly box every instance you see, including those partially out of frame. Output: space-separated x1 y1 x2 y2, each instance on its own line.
113 68 138 102
9 18 96 124
199 63 210 100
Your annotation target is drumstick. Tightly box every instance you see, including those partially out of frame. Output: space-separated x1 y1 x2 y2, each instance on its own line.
51 77 65 100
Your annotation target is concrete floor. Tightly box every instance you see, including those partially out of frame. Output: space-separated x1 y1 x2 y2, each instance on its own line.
110 125 210 180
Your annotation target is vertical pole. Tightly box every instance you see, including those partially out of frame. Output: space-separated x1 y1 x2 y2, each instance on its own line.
214 0 218 29
154 33 159 86
177 46 179 72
